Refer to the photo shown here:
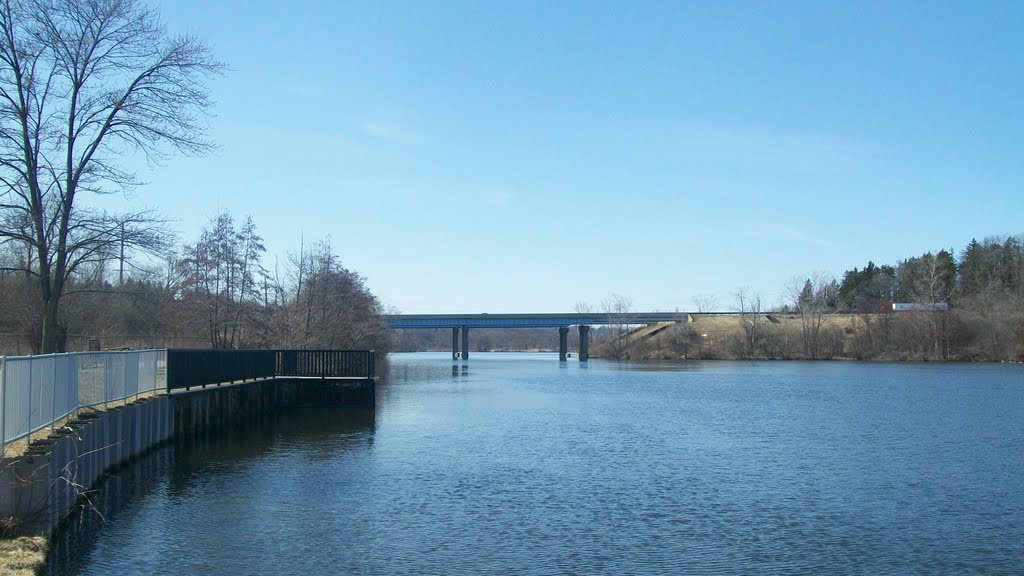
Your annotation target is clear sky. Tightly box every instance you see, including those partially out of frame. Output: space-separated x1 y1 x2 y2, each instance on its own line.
112 1 1023 313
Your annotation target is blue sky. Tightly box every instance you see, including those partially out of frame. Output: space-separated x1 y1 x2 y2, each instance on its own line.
113 1 1022 313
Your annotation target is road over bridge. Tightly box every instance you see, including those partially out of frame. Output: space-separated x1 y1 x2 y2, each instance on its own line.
384 312 691 361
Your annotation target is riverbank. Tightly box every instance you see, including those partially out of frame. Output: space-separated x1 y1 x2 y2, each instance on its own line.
601 312 1022 363
408 312 1002 362
0 536 46 575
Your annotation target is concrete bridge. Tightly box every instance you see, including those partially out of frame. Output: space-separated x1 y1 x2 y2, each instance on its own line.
384 312 689 361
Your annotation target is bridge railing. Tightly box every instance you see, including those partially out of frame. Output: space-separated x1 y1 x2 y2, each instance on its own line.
1 349 167 453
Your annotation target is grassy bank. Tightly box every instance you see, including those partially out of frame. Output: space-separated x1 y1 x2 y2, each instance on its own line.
607 311 1017 362
0 536 46 575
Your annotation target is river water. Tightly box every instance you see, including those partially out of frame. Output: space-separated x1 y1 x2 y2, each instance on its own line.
49 353 1024 574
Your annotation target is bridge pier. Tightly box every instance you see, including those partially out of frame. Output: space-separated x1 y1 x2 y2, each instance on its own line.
559 327 569 361
451 326 470 360
389 313 689 361
579 325 590 362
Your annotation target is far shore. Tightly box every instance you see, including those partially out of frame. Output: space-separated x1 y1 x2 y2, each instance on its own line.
393 311 1021 363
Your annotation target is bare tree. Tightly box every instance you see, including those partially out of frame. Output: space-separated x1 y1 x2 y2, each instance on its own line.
277 237 389 350
0 241 36 350
786 272 838 359
600 293 634 360
0 0 225 352
109 210 175 287
178 212 266 349
693 293 718 314
733 287 762 358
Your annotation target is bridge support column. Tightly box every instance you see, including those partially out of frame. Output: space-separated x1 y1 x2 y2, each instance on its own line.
452 327 459 360
461 326 470 360
558 327 569 361
578 325 590 362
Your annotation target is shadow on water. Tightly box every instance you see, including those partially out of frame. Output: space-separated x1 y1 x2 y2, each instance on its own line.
46 406 375 576
172 406 375 479
46 444 175 575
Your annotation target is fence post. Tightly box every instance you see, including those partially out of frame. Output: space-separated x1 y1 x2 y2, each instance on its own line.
166 349 173 393
1 356 5 451
71 353 79 423
134 352 140 402
102 353 108 410
51 355 58 436
26 358 32 451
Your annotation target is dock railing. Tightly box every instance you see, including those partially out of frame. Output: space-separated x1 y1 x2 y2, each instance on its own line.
164 349 276 391
164 349 376 390
275 350 376 379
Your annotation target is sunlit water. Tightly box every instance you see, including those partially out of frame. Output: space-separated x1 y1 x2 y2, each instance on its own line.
49 353 1024 574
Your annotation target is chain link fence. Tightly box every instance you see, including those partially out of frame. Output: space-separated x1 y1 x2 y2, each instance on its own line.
0 349 167 453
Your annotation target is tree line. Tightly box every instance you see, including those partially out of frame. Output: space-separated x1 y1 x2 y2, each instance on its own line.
0 0 382 356
648 235 1022 362
0 0 392 357
0 211 390 355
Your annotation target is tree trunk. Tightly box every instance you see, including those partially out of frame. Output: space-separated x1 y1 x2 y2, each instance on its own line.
40 293 66 353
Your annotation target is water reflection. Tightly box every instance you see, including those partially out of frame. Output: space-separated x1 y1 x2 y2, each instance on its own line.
173 407 374 471
47 407 374 576
47 445 174 576
46 354 1024 575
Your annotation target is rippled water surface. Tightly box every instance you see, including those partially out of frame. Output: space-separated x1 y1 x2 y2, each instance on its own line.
50 354 1024 574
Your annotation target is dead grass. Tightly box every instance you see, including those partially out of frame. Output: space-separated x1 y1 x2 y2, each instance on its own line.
634 313 863 360
0 536 47 575
2 390 161 458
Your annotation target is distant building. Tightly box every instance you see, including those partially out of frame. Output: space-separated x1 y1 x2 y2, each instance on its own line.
892 302 949 312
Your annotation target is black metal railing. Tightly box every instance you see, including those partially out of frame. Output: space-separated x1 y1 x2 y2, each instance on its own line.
166 349 276 391
275 350 375 379
166 349 375 391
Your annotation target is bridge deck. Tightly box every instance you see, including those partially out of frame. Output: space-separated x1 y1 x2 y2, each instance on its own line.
385 312 691 329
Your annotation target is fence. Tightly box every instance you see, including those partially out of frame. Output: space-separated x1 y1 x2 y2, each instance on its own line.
2 348 377 451
275 350 376 379
0 349 167 452
165 349 277 391
164 349 375 390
